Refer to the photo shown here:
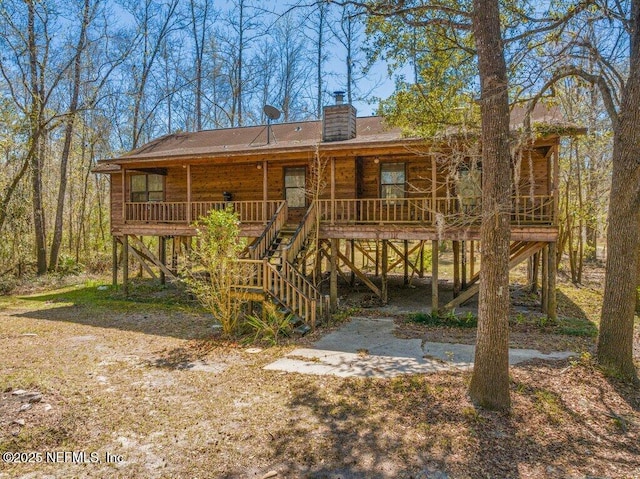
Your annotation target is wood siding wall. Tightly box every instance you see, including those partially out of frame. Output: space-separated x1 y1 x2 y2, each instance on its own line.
108 145 552 232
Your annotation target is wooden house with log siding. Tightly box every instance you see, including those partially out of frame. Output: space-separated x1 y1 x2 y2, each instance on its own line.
93 97 582 328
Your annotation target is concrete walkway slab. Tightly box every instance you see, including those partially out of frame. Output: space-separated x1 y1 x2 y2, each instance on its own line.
264 317 574 378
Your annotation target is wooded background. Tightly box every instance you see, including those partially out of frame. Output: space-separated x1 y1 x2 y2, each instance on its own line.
0 0 614 283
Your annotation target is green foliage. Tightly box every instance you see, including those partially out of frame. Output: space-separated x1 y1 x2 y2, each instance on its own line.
408 310 477 328
555 317 598 337
365 9 479 136
182 208 250 336
55 255 83 277
245 302 294 345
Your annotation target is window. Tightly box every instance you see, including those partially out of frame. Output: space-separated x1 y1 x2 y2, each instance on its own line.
284 167 306 208
130 174 164 202
380 163 405 203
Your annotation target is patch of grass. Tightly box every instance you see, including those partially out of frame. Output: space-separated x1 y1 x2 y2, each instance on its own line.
556 317 598 337
331 306 361 324
408 310 477 328
17 279 197 314
534 389 565 424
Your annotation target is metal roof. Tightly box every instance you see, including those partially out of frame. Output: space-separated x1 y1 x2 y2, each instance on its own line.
93 105 582 173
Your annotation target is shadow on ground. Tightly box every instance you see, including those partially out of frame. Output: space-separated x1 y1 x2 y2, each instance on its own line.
8 283 212 340
224 361 639 478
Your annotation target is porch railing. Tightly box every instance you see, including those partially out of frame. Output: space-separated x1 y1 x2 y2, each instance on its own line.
125 200 283 224
316 195 554 226
124 196 554 226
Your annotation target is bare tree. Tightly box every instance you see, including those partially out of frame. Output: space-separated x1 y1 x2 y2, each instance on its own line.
124 0 180 148
49 0 94 272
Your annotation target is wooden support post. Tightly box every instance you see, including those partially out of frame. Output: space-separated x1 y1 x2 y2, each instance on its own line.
419 241 425 278
469 240 475 278
262 160 268 223
112 237 118 287
548 242 557 320
159 236 166 285
453 240 460 297
330 157 336 224
122 235 129 296
121 168 126 223
541 244 549 314
171 237 178 272
381 239 388 304
431 154 437 225
461 241 467 289
350 240 355 286
431 240 439 313
187 164 192 223
330 238 338 312
553 145 559 224
403 240 409 285
375 241 380 277
315 240 323 287
530 251 540 293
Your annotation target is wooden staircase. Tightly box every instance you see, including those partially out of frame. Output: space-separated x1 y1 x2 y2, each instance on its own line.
264 224 298 264
443 241 547 310
237 202 329 329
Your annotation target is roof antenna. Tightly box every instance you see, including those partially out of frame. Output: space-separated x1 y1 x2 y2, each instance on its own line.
263 105 281 144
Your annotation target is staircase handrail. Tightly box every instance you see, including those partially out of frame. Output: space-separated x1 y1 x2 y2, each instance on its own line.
243 201 288 259
281 201 317 264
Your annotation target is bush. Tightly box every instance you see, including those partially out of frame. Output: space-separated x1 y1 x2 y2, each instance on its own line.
408 310 477 328
56 254 83 276
245 302 294 345
182 208 252 336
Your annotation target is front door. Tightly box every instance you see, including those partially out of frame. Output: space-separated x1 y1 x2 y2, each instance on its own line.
284 167 307 223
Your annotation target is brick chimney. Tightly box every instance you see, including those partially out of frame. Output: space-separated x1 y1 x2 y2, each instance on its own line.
322 91 357 142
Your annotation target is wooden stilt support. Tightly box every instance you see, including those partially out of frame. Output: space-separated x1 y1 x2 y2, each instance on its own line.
350 240 355 286
159 236 166 285
128 235 177 280
541 244 549 314
403 240 409 285
112 237 118 287
470 240 475 278
381 240 388 304
127 244 158 279
122 235 129 296
330 238 338 312
419 241 425 278
334 248 382 298
314 239 323 287
461 241 467 289
548 242 557 320
375 241 380 277
432 240 439 313
530 251 540 293
453 241 460 297
171 237 177 272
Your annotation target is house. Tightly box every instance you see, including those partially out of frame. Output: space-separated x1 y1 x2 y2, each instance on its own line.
93 95 582 326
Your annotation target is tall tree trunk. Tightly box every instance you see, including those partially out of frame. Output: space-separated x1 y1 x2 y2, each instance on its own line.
237 0 244 127
468 0 512 410
316 1 325 118
27 0 47 275
49 0 91 272
597 0 640 381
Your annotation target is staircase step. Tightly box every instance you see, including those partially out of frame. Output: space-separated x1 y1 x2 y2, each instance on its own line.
293 323 311 337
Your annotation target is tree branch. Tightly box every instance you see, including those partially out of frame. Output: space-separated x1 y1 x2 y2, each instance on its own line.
524 66 619 133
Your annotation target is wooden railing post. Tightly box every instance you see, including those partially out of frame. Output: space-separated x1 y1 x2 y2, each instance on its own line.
186 164 192 223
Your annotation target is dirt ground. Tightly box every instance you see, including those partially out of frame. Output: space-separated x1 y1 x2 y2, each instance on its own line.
0 270 639 479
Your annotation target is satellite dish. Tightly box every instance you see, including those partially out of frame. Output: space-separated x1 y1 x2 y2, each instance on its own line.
263 104 281 121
